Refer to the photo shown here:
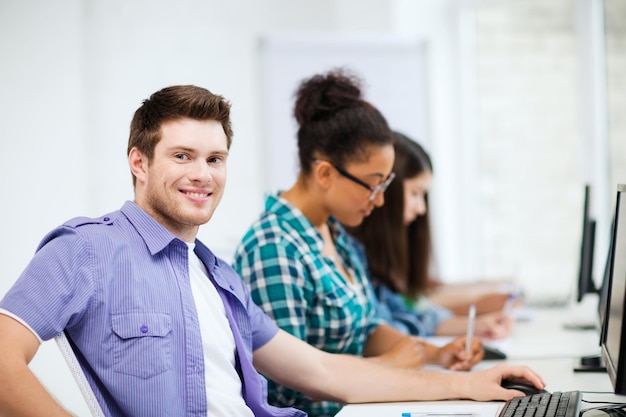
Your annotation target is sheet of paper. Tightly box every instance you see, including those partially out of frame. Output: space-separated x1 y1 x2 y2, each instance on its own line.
335 401 502 417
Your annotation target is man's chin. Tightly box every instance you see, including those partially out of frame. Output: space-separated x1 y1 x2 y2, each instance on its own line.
193 214 213 226
181 210 214 227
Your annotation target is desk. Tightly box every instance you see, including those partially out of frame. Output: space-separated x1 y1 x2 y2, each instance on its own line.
336 304 626 416
502 306 601 360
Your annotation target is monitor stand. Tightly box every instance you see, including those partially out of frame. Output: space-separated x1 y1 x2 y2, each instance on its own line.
562 320 597 331
573 354 607 373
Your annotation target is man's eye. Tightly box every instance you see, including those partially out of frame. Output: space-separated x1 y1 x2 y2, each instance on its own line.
207 156 224 164
175 154 189 160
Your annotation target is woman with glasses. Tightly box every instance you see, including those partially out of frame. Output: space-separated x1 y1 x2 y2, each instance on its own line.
345 131 515 340
232 69 484 417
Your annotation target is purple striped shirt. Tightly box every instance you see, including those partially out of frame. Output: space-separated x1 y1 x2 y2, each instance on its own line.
0 201 306 417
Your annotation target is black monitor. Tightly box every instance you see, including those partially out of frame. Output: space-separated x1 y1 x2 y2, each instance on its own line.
577 184 599 303
574 218 614 372
600 184 626 395
598 216 615 332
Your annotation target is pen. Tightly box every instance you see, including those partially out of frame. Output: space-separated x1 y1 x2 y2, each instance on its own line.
502 293 516 318
465 304 476 355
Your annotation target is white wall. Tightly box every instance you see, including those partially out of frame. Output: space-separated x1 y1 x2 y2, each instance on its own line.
390 0 471 281
259 34 430 194
0 2 91 413
0 0 620 413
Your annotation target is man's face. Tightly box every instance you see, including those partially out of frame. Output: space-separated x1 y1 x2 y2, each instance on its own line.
131 118 229 241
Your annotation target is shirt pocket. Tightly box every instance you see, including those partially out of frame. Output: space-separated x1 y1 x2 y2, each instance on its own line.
111 311 172 379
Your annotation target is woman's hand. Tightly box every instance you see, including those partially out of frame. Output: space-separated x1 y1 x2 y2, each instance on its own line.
475 311 514 339
435 335 484 370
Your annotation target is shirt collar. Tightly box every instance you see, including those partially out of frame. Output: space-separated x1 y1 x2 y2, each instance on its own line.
119 201 235 302
120 200 179 255
265 192 346 254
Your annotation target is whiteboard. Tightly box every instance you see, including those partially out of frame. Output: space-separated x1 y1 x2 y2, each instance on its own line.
259 34 430 192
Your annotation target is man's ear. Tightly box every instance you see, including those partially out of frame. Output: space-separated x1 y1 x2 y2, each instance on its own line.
128 147 148 184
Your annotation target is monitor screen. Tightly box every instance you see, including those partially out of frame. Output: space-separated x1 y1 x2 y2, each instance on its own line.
577 184 598 302
600 184 626 395
598 216 615 331
572 217 614 372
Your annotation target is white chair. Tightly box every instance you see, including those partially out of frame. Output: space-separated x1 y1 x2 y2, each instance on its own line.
54 332 105 417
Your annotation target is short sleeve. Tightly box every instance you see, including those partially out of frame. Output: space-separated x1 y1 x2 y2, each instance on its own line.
0 226 94 341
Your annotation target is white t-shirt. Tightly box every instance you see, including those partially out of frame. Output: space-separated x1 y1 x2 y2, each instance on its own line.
187 243 254 417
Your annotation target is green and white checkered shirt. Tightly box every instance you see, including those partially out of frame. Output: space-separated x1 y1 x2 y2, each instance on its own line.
232 192 383 417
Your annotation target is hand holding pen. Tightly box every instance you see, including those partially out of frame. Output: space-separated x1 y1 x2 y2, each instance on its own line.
435 339 483 371
437 306 483 371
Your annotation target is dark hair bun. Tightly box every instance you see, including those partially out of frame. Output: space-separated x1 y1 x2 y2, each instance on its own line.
294 68 364 125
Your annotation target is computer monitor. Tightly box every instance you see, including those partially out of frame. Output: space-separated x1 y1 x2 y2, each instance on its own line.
574 218 613 372
566 184 601 334
598 216 615 332
577 184 599 303
599 184 626 395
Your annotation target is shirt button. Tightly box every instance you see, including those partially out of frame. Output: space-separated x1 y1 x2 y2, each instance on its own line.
140 325 148 333
103 217 110 221
229 285 235 290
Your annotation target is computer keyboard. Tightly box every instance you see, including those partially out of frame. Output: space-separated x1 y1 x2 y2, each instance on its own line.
498 391 581 417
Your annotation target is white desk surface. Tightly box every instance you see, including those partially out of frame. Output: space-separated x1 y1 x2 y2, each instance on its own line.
502 305 601 360
336 303 626 416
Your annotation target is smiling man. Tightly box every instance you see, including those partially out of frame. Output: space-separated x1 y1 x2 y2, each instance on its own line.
0 85 545 417
132 117 229 242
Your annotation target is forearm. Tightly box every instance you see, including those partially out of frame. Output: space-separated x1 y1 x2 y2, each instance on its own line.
254 330 543 405
0 314 73 417
0 361 73 417
316 353 470 403
256 330 457 402
434 316 468 336
316 355 546 404
362 323 410 357
363 323 448 368
422 342 445 364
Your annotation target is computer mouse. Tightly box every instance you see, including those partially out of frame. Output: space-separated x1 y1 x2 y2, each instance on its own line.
483 345 507 360
501 378 549 396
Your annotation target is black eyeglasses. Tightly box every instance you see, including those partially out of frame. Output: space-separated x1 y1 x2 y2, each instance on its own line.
316 160 396 201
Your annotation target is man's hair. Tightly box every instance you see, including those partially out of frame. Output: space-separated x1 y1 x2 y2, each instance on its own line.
127 85 233 186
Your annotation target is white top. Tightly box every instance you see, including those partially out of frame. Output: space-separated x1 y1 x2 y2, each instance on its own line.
187 243 254 417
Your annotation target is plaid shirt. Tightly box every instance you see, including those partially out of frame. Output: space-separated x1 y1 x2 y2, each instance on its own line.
232 192 383 417
350 241 454 336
